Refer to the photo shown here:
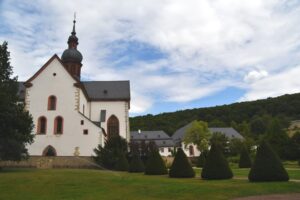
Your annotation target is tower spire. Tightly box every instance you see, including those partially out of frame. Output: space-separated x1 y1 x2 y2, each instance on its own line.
72 12 76 35
61 14 83 80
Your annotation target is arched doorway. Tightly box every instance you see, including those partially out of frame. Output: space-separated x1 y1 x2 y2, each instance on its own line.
42 145 57 156
189 145 194 156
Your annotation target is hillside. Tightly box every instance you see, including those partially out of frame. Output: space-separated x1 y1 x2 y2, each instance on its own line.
130 93 300 136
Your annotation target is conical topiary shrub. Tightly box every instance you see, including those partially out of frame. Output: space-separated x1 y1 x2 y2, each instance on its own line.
145 150 168 175
248 140 289 182
129 153 145 173
169 148 195 178
239 145 252 168
201 143 233 180
114 152 129 171
196 151 207 168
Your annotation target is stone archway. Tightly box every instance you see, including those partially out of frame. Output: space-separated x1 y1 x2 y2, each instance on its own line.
42 145 57 156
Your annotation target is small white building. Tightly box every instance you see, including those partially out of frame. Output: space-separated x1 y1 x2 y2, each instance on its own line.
172 122 244 157
130 130 174 157
18 20 130 157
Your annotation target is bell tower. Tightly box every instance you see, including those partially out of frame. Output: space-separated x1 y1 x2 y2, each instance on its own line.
61 14 83 79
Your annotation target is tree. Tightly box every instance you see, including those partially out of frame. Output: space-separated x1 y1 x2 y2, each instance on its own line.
210 132 229 155
0 42 34 164
145 149 167 175
114 152 129 171
201 143 233 180
239 145 252 168
169 148 195 178
128 141 145 173
264 118 291 159
93 136 128 170
196 150 208 168
248 140 289 182
183 120 211 152
128 152 145 173
250 116 267 138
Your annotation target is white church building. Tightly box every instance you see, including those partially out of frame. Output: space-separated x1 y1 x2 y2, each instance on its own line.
18 20 130 157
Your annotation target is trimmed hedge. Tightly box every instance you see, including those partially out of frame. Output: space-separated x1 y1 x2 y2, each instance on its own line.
201 143 233 180
114 153 129 171
129 153 145 173
239 146 252 168
169 148 195 178
196 151 207 168
248 140 289 182
145 150 168 175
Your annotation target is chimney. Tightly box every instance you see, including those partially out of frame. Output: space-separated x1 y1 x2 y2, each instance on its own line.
138 129 141 134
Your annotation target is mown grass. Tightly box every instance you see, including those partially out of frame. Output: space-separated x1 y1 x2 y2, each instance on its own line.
0 168 299 200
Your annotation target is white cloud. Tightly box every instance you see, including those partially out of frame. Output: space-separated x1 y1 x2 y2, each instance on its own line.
244 69 269 82
241 66 300 101
1 0 300 114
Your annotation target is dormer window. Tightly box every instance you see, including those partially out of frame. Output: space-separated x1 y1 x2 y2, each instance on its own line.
48 95 57 110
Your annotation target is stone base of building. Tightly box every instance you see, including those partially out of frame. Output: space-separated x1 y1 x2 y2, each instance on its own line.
0 156 99 169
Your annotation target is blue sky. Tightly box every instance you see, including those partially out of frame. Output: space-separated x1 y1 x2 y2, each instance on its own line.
1 0 300 116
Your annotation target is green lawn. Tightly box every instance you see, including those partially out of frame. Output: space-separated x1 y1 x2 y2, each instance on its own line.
0 168 299 200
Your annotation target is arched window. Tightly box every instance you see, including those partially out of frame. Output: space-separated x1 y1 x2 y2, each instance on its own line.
107 115 119 138
48 95 57 110
54 116 63 134
42 145 57 156
189 145 194 156
37 116 47 134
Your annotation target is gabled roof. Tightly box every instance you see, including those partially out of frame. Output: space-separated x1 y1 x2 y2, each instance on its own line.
130 130 174 147
25 54 79 85
82 81 130 101
172 121 244 142
131 130 170 140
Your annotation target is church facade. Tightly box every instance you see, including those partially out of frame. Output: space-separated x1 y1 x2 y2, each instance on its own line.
18 20 130 157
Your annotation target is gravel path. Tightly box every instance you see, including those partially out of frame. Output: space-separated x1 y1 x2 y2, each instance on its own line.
233 193 300 200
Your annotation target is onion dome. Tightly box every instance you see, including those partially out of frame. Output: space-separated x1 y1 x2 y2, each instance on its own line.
61 18 83 63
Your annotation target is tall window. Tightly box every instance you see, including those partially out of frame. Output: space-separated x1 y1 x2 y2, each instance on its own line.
37 116 47 134
48 95 57 110
54 116 63 134
107 115 119 138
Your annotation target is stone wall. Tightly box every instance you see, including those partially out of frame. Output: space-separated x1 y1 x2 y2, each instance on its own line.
0 156 99 169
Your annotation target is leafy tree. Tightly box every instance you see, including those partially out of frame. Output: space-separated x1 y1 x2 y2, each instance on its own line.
250 116 267 138
169 148 195 178
201 143 233 180
264 118 291 159
248 140 289 182
239 145 252 168
0 41 34 164
210 132 229 155
114 152 129 171
228 138 243 156
183 120 211 152
93 136 128 170
145 149 167 175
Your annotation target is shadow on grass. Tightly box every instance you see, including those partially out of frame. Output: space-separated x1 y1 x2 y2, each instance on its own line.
0 168 37 173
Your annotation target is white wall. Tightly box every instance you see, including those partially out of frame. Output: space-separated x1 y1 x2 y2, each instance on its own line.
181 143 201 157
159 147 173 157
89 101 130 140
26 58 103 156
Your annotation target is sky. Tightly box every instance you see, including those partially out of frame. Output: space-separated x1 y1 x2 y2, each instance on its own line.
1 0 300 116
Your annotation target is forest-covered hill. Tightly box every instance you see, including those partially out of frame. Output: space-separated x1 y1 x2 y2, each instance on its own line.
130 93 300 136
